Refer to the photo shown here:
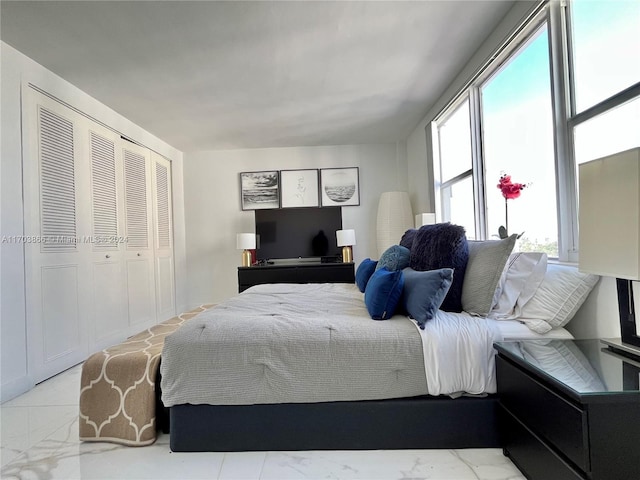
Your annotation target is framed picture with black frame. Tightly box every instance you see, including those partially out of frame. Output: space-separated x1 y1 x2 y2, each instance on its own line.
320 167 360 207
240 171 280 210
280 169 319 208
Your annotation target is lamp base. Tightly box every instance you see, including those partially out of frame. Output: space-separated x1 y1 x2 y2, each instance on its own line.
241 249 252 267
341 246 353 263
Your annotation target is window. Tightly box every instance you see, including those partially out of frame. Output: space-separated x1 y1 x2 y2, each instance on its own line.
480 25 557 255
570 0 640 113
574 97 640 165
436 98 476 239
432 0 640 261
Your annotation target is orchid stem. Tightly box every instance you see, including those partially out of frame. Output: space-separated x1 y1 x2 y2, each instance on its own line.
505 198 508 235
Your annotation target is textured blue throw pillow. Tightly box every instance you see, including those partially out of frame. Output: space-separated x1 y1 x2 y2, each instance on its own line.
409 223 468 313
401 268 454 329
364 268 405 320
376 245 411 272
355 258 378 292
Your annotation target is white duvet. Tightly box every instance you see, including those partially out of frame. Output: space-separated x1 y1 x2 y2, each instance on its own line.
416 311 502 396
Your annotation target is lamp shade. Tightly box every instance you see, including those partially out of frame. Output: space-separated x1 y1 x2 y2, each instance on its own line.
376 191 413 257
578 147 640 280
236 233 256 250
336 229 356 247
415 213 436 228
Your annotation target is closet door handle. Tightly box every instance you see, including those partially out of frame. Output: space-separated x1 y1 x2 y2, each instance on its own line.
137 253 141 257
105 254 111 259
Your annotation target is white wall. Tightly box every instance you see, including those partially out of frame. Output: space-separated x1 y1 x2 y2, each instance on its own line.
566 277 620 340
0 42 188 401
404 1 620 338
183 143 408 306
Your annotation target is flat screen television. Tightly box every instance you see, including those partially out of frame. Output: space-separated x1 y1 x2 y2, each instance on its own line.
255 207 342 261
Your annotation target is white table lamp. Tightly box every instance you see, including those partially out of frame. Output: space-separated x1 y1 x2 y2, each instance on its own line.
579 147 640 354
415 213 436 229
336 229 356 263
236 233 256 267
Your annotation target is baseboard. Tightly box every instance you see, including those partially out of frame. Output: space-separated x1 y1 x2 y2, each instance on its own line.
1 375 34 404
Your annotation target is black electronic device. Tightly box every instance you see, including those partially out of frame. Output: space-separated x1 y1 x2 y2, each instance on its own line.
254 207 342 261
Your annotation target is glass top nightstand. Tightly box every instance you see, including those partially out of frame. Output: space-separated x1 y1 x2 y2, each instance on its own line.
494 338 640 480
494 339 640 400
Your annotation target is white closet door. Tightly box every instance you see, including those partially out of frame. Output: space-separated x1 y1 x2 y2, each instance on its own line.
22 87 175 383
123 142 157 331
23 94 90 383
151 152 175 321
88 127 128 348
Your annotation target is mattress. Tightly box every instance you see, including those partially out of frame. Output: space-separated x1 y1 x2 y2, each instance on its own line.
161 283 508 406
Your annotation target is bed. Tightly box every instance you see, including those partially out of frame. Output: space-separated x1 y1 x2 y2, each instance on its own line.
160 226 599 452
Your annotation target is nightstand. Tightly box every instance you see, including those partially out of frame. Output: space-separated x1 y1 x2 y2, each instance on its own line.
494 339 640 480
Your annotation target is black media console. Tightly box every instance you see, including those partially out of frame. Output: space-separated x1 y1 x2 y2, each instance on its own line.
238 262 355 293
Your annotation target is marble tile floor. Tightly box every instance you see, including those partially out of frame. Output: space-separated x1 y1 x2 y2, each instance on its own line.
1 365 526 480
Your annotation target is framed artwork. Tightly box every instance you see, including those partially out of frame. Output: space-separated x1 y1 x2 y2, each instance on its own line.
240 171 280 210
320 167 360 207
280 169 319 208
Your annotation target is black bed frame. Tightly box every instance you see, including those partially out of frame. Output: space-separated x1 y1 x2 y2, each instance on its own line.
156 357 500 452
166 395 500 452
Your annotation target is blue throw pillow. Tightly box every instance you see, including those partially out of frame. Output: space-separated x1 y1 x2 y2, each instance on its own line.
376 245 411 272
401 268 454 329
355 258 378 292
364 268 404 320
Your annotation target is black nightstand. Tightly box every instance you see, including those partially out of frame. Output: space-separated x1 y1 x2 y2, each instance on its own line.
237 262 355 293
494 339 640 480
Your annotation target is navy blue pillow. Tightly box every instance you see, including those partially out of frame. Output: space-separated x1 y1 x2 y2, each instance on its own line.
409 223 468 312
364 268 404 320
399 229 417 251
401 268 453 329
355 258 378 292
375 245 411 272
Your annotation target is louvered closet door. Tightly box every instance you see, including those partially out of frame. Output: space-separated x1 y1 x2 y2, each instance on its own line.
22 93 91 383
123 142 157 331
151 152 175 321
88 127 128 348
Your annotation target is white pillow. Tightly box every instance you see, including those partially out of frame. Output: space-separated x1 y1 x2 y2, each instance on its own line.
490 252 547 320
520 341 605 392
518 264 599 334
495 320 574 341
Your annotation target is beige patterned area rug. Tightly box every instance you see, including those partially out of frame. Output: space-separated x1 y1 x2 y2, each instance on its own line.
79 304 214 446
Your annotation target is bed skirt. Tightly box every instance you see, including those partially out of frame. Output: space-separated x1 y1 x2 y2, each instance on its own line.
168 395 500 452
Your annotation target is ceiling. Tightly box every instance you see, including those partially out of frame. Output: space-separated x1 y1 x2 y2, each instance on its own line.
1 1 515 152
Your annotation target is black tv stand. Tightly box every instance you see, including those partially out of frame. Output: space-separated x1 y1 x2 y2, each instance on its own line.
238 262 355 293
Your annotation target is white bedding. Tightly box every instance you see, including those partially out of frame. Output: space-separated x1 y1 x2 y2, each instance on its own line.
411 312 573 396
161 283 572 406
494 319 573 341
414 311 502 396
